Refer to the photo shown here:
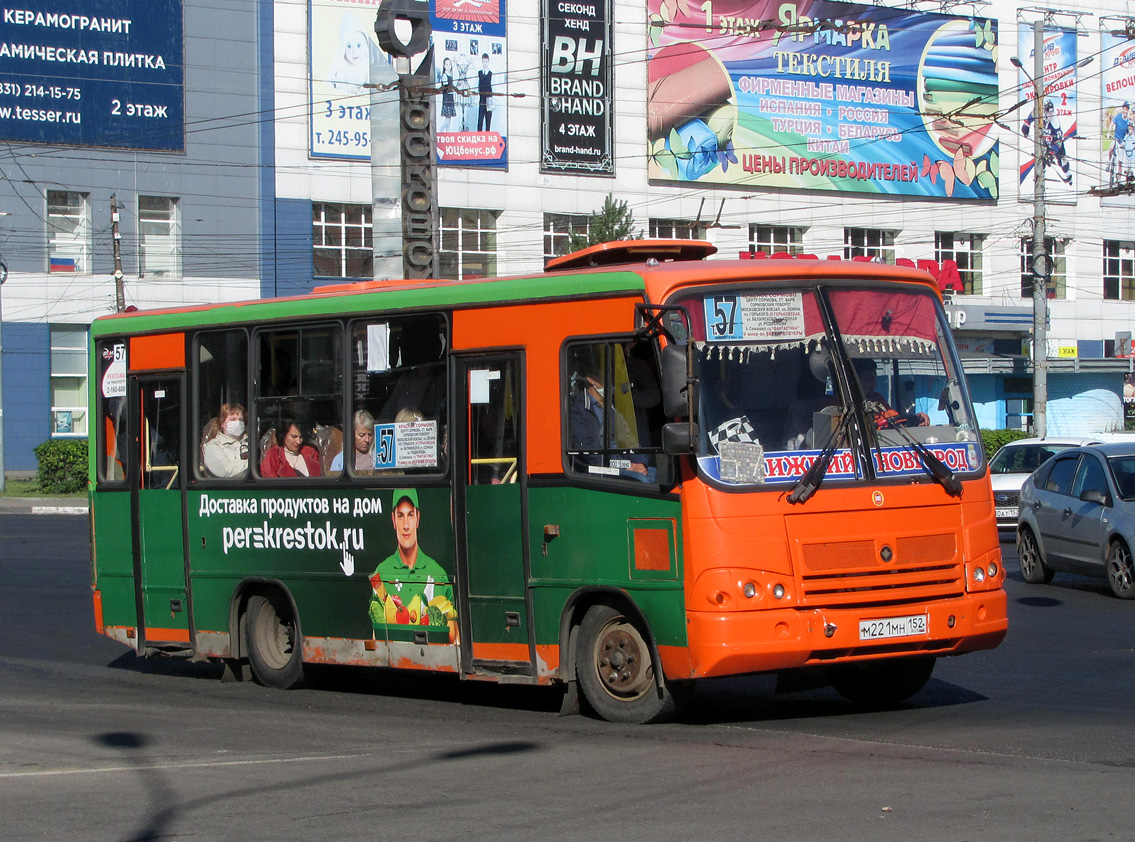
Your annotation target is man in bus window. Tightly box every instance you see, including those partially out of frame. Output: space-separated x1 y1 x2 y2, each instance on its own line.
368 489 458 643
853 359 929 427
569 358 655 482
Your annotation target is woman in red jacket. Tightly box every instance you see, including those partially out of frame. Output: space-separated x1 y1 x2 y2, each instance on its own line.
260 421 321 478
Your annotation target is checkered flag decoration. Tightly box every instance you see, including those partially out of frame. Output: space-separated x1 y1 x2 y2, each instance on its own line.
708 417 757 453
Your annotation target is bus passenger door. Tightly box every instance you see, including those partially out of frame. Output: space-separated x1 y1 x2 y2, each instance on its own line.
129 374 191 650
453 353 535 678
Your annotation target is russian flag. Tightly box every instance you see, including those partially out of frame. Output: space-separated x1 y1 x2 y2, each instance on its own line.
50 257 77 273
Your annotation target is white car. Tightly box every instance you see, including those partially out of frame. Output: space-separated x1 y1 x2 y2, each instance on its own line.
990 437 1102 535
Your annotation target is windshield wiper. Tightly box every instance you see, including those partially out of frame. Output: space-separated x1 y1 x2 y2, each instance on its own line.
787 410 853 505
874 409 963 497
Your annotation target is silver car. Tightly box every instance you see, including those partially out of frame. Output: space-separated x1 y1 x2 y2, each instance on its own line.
990 437 1101 535
1017 442 1135 598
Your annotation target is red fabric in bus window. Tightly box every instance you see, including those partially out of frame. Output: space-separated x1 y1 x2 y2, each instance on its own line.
826 289 938 344
678 290 825 345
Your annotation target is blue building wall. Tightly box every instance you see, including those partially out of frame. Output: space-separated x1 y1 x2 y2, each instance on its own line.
269 198 317 298
2 324 50 471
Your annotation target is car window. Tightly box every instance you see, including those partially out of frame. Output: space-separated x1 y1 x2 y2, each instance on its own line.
1072 455 1109 501
1043 455 1079 496
1108 455 1135 500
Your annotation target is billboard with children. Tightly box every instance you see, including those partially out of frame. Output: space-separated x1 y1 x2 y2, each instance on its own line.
308 0 508 169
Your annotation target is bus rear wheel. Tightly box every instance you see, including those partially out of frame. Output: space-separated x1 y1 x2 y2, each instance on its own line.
245 592 305 690
827 656 935 706
576 604 677 724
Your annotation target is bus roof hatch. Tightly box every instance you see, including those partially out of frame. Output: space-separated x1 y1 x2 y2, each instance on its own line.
544 238 717 272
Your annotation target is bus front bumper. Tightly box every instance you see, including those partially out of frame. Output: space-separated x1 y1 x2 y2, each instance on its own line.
675 590 1008 680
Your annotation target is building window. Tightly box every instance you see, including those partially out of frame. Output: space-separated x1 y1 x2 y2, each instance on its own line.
649 218 706 240
138 196 181 277
935 232 984 295
47 191 91 274
50 325 88 436
313 202 373 278
750 224 806 256
1020 237 1066 299
440 208 498 280
1104 240 1135 301
544 213 590 262
844 227 895 263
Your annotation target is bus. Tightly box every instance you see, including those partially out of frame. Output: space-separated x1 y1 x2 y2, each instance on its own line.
89 239 1007 723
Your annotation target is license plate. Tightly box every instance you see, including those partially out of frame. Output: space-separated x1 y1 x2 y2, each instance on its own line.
859 614 928 641
995 507 1018 519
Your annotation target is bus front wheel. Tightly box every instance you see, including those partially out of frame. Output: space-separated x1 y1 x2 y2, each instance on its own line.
245 591 305 690
827 656 935 706
576 603 677 724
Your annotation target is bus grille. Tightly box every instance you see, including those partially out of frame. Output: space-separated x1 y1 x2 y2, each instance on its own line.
799 533 963 607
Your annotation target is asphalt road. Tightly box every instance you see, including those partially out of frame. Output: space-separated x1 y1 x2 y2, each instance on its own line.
2 514 1133 842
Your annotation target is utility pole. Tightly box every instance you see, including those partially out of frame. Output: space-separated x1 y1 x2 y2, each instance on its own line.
1027 21 1048 440
0 249 7 492
110 194 125 312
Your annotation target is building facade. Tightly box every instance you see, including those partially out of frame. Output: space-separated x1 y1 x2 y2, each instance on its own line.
2 0 1134 469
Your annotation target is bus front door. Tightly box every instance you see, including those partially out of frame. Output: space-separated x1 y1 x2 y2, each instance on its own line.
454 353 535 678
129 374 191 650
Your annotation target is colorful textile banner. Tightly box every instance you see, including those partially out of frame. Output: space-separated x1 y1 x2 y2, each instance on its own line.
645 0 999 199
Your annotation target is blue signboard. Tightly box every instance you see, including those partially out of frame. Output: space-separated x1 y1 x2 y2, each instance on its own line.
0 0 184 150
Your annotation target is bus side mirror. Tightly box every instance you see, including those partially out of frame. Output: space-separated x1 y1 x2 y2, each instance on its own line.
662 344 694 418
662 421 698 454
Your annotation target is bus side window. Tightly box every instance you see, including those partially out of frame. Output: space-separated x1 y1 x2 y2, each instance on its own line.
195 330 249 480
348 315 448 477
254 324 342 479
564 338 662 483
96 340 128 485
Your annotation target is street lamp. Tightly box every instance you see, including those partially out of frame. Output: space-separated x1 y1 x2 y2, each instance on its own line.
1010 22 1093 439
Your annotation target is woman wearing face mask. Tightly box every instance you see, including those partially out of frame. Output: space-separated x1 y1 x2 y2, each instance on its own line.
203 403 249 478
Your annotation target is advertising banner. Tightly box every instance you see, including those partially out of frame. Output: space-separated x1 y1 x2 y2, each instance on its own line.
0 0 184 151
541 0 614 175
1101 28 1135 204
1015 26 1079 202
310 0 507 169
432 0 508 169
645 0 999 199
310 0 388 160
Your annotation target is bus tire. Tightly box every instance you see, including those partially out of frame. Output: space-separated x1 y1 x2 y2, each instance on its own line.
576 603 677 724
1018 527 1054 585
245 591 305 690
827 656 935 706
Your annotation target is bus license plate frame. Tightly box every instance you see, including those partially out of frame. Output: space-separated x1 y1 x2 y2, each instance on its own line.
858 613 928 641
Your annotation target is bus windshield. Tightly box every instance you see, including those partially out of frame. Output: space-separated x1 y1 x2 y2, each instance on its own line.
672 284 981 488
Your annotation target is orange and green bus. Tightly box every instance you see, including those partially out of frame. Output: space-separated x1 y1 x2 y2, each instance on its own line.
89 240 1007 723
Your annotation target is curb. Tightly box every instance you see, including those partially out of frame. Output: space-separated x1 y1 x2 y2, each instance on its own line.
0 498 88 516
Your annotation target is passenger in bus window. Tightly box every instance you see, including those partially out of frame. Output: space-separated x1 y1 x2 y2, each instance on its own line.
854 359 929 427
260 421 321 478
330 409 376 472
202 403 249 478
569 365 655 482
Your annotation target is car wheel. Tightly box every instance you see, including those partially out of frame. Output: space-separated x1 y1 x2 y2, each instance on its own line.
1018 527 1055 584
1106 540 1135 600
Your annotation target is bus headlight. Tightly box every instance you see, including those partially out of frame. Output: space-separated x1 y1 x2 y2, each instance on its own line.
742 581 757 599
